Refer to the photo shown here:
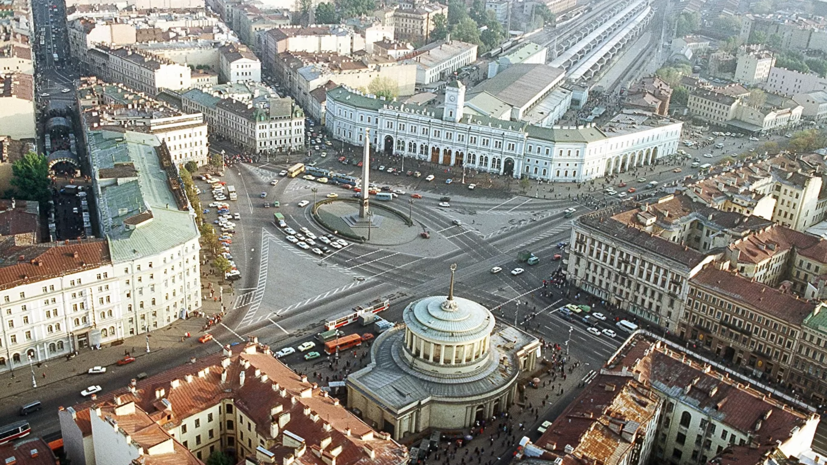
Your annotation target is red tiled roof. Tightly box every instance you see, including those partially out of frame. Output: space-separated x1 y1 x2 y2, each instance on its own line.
0 437 59 465
0 240 110 291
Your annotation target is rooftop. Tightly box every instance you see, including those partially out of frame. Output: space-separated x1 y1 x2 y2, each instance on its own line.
0 239 110 291
404 40 478 69
467 64 565 110
0 436 59 465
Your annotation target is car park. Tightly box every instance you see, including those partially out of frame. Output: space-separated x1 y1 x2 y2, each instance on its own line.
88 366 106 374
298 341 315 352
511 268 524 276
275 347 295 358
81 386 102 397
587 327 601 336
491 266 502 274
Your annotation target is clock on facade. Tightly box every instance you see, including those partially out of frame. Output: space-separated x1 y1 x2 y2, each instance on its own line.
449 96 456 102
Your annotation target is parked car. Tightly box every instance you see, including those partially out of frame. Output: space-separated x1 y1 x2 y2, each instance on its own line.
298 341 315 352
117 356 136 366
81 385 102 397
587 327 601 336
87 366 106 374
275 347 295 358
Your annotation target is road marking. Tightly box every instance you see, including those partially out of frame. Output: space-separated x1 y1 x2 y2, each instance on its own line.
220 322 246 341
507 198 532 212
486 197 517 212
367 257 428 280
343 249 383 263
540 299 563 314
211 338 225 348
273 281 363 317
444 229 475 239
345 252 400 270
268 317 290 334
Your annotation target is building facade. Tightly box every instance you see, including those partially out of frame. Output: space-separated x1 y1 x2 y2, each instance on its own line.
325 83 682 182
734 51 775 85
0 73 35 140
403 40 478 85
765 66 827 97
218 43 261 84
89 46 192 96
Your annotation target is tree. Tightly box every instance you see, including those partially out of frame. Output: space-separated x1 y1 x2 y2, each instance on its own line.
431 13 448 41
675 11 700 38
767 33 783 50
451 18 481 46
480 16 504 52
806 58 827 78
747 89 767 108
206 451 232 465
759 141 780 155
213 256 232 277
519 176 530 192
655 65 691 87
787 129 827 153
719 36 741 53
10 152 50 205
469 0 487 24
298 0 312 25
752 0 773 14
210 153 224 169
776 53 809 73
184 161 198 173
200 223 220 255
368 77 398 100
534 3 555 25
712 15 741 37
315 2 337 24
672 86 689 106
717 156 736 166
749 30 767 45
447 0 468 25
339 0 376 18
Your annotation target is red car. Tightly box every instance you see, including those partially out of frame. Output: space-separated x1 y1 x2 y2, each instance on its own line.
628 188 636 193
361 333 375 342
618 182 627 188
199 334 213 344
411 193 423 199
353 187 362 193
117 356 136 366
341 184 352 190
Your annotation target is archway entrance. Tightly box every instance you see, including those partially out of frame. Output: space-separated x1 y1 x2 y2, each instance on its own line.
383 136 394 155
430 146 440 164
503 158 515 176
474 405 485 423
455 151 465 167
442 148 452 166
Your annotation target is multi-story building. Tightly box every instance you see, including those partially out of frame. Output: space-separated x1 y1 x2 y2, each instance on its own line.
687 89 742 124
0 437 60 465
77 77 210 167
734 51 775 85
567 194 780 329
688 84 803 133
180 84 305 154
521 334 820 465
793 90 827 121
740 13 827 52
260 25 361 74
402 40 478 85
765 66 827 97
325 83 682 181
60 340 408 465
791 307 827 405
625 76 673 116
486 41 546 79
485 0 510 27
218 43 261 84
67 19 137 66
87 46 192 96
380 1 447 44
0 73 35 140
65 0 203 8
0 43 32 75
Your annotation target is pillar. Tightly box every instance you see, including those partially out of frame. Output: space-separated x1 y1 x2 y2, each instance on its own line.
429 341 435 362
419 337 425 359
439 344 445 365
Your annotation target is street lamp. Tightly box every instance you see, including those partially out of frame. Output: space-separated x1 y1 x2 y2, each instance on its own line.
28 354 36 388
565 326 573 358
145 326 151 353
311 187 318 208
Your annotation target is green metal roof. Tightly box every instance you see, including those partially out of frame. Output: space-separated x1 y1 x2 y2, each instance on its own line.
803 305 827 334
90 131 199 263
326 86 387 110
525 125 607 143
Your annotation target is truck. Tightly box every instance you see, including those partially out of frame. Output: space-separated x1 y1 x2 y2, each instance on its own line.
227 185 237 201
518 250 539 265
360 313 376 326
374 318 394 333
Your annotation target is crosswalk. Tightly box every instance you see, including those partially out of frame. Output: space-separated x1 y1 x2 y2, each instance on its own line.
481 209 565 239
267 280 364 320
510 222 573 249
237 229 273 327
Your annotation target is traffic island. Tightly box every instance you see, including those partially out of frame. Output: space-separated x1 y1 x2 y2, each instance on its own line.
313 199 420 246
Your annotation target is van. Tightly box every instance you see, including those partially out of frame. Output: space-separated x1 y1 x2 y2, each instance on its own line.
714 143 724 149
19 401 42 416
647 181 659 189
691 161 700 168
526 256 539 265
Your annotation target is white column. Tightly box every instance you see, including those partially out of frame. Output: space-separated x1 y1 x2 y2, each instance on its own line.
419 337 425 359
429 341 435 362
439 344 445 365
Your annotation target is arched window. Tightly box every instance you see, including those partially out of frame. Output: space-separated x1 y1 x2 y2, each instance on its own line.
56 323 60 331
680 411 692 428
0 357 5 366
48 343 56 353
74 318 80 327
108 310 113 317
12 353 20 363
101 328 108 337
26 349 35 359
100 312 106 320
57 341 64 351
47 325 53 333
109 326 115 337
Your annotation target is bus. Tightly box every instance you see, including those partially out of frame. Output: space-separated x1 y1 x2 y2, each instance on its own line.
274 212 285 222
316 329 341 342
324 298 390 330
287 163 305 178
617 320 639 333
305 166 329 178
324 333 362 354
0 421 31 445
375 192 393 201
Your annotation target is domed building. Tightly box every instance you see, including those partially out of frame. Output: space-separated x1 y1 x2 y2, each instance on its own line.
347 267 541 440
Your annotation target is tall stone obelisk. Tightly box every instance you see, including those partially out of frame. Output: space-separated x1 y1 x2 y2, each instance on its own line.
359 128 371 219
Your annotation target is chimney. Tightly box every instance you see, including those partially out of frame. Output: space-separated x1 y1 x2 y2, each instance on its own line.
155 388 165 399
239 370 246 387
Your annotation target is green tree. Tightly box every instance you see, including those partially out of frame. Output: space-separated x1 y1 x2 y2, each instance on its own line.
179 165 202 224
717 156 736 166
749 30 767 45
184 161 198 173
298 0 312 25
712 15 741 37
768 33 783 50
719 36 741 53
210 153 224 169
519 176 530 192
776 53 809 73
759 141 780 155
10 152 50 205
534 3 555 25
431 13 448 40
672 86 689 106
339 0 376 18
788 129 827 153
447 0 468 25
213 256 232 277
655 65 691 87
806 58 827 78
368 76 398 100
675 11 700 37
469 0 487 24
480 17 504 52
200 223 220 255
315 2 337 24
747 88 767 108
451 18 481 46
206 451 232 465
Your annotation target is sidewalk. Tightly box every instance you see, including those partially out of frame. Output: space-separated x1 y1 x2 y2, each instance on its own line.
0 273 232 400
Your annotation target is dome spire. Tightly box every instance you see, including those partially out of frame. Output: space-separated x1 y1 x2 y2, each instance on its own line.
442 264 459 311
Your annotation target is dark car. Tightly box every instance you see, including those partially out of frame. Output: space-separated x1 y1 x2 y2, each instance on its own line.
440 196 451 202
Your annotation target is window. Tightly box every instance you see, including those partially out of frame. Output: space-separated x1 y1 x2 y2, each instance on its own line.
680 411 692 428
208 413 213 422
676 432 686 445
196 435 201 446
195 419 200 428
209 429 214 439
226 405 233 414
182 424 188 434
226 420 234 430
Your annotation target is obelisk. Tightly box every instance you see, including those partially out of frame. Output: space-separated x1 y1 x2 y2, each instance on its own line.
359 128 371 219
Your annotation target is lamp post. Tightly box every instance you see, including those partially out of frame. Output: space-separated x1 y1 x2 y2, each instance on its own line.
145 326 150 353
311 187 318 209
28 354 36 388
565 326 573 358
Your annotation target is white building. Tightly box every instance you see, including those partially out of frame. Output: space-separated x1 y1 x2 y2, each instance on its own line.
218 43 261 84
325 83 682 182
794 90 827 121
765 66 827 97
181 86 305 154
487 41 547 79
0 73 35 140
403 40 479 85
734 51 775 85
89 46 192 96
0 44 33 75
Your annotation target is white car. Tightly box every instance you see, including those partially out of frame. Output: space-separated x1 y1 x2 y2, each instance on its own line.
300 227 311 234
270 180 279 186
279 170 288 176
378 165 386 171
511 268 524 276
703 153 713 158
306 232 317 240
602 329 617 338
297 242 310 250
490 266 502 274
617 192 627 198
61 88 71 93
305 238 316 246
592 312 607 321
438 202 450 208
275 347 295 358
336 239 348 247
298 341 316 352
749 137 760 142
330 242 342 249
81 385 102 397
87 366 106 374
233 213 241 220
565 207 576 214
311 248 324 255
285 227 297 235
468 184 476 190
587 327 601 336
297 200 310 207
425 174 435 182
319 236 331 244
286 235 298 243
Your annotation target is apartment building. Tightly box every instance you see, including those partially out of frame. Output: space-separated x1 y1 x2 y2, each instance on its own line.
520 335 819 465
181 85 305 154
0 43 32 75
385 2 448 44
734 51 775 85
402 40 479 85
218 43 261 84
260 25 361 74
87 46 192 96
567 194 779 329
59 341 408 465
0 73 35 140
688 85 803 132
790 307 827 405
77 78 210 167
625 76 673 116
64 0 204 9
765 66 827 97
687 89 742 124
793 90 827 120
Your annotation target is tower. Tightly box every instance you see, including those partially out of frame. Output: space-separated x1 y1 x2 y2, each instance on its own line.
359 128 371 219
443 81 465 123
